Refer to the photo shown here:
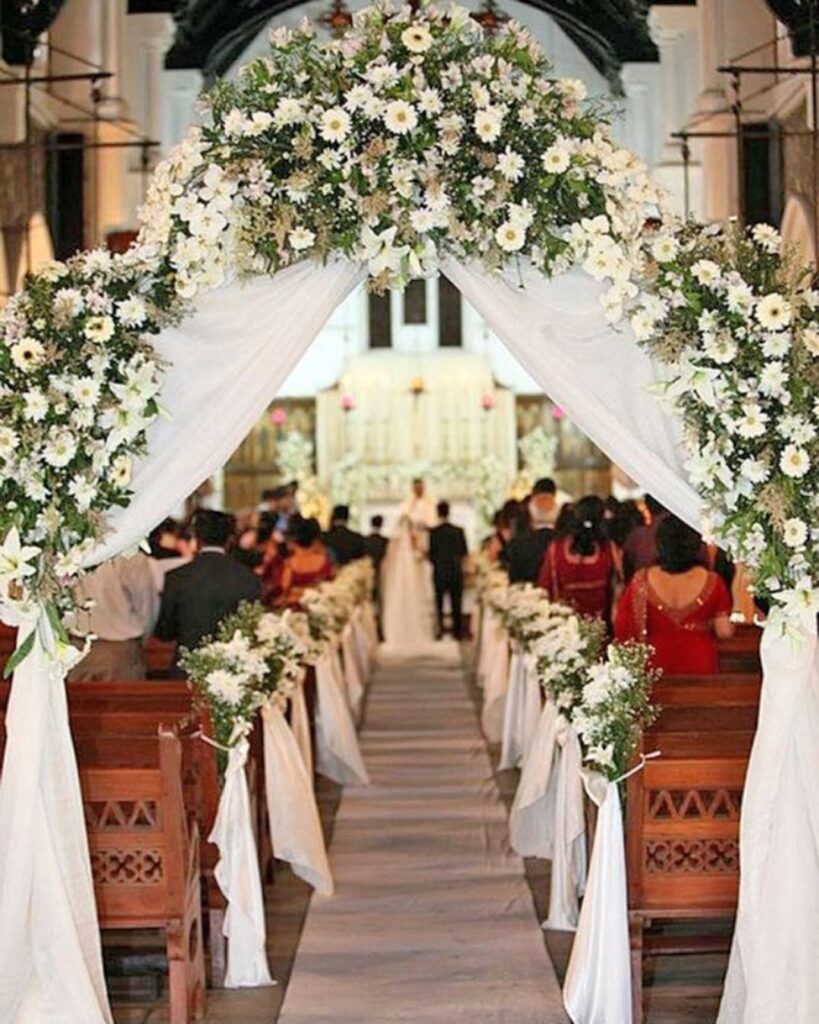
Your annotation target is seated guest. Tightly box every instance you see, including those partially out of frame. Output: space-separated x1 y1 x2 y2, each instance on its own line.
486 506 514 566
324 505 366 565
622 494 668 582
506 493 554 583
280 517 335 606
539 496 615 627
615 515 734 674
67 553 160 681
429 501 469 640
154 510 261 667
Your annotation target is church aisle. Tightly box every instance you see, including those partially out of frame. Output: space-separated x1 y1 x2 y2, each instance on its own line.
278 643 567 1024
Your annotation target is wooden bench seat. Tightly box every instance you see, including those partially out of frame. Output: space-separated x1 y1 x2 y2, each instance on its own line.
626 672 761 1022
83 728 206 1023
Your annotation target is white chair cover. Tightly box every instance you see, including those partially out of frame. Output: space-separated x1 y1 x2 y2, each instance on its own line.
340 625 365 719
209 736 273 988
509 700 559 858
289 676 314 781
499 651 541 770
563 776 631 1024
314 653 370 787
480 615 509 743
261 703 333 895
542 722 587 932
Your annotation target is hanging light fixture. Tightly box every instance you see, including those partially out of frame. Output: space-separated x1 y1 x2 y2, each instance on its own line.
319 0 353 37
471 0 509 36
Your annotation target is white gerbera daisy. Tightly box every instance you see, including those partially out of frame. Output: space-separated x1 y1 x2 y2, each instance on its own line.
384 100 418 135
783 517 808 548
0 427 18 461
691 259 722 287
497 147 525 182
23 388 48 422
70 376 101 408
474 106 503 143
735 403 767 439
780 444 810 478
495 221 525 253
10 337 45 373
651 235 678 263
117 296 147 327
756 293 792 331
43 431 78 468
84 315 115 343
109 455 133 488
401 24 432 53
541 141 570 174
319 107 351 144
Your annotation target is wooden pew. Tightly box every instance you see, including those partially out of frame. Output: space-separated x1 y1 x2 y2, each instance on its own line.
626 673 761 1022
83 727 206 1023
717 624 761 674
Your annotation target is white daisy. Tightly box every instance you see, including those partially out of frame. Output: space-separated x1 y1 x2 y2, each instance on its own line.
759 361 788 396
474 106 503 143
691 259 722 287
497 147 525 182
23 388 48 422
756 293 792 331
0 427 18 461
651 235 678 263
42 431 78 468
70 376 101 408
783 517 808 549
418 88 443 116
735 403 768 439
84 315 115 343
117 296 147 327
495 221 525 253
384 100 418 135
704 332 738 364
10 337 45 372
401 24 433 54
541 141 571 174
288 226 316 251
319 107 351 144
68 475 96 512
780 444 810 478
109 455 133 488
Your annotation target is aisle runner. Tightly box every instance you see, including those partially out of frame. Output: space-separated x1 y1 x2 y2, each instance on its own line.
279 644 567 1024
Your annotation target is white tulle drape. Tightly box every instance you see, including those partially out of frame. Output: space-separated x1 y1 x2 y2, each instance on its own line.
2 255 817 1024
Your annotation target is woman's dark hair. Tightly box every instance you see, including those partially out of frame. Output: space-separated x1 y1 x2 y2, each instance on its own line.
256 511 278 546
567 496 606 556
656 515 703 574
553 502 575 539
293 516 321 549
148 517 180 559
607 499 645 547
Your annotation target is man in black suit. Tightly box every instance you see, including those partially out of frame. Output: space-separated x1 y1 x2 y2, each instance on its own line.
506 491 555 584
428 501 468 640
362 515 388 575
324 505 366 566
154 509 261 668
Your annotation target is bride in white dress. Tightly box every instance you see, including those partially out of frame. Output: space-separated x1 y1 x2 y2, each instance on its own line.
380 514 435 649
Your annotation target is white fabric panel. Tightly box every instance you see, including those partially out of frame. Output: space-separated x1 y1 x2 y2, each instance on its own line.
563 778 632 1024
717 613 819 1024
341 626 365 720
499 652 541 770
290 677 314 781
209 738 273 988
509 700 559 858
480 612 509 742
351 612 373 681
441 259 700 529
360 602 379 660
261 704 333 896
315 653 370 786
543 724 587 932
89 260 365 564
0 612 111 1024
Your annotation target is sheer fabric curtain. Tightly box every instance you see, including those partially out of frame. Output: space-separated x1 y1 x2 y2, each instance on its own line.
446 258 819 1024
0 260 363 1024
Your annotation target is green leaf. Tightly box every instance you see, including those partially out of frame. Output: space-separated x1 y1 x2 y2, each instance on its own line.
4 630 35 678
45 601 68 644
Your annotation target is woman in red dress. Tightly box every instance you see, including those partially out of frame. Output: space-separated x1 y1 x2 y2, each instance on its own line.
538 496 616 628
278 516 335 608
615 515 734 674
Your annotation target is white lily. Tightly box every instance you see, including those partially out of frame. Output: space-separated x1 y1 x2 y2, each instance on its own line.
0 527 40 585
358 225 408 277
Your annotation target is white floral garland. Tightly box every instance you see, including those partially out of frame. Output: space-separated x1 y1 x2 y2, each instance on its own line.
1 2 817 631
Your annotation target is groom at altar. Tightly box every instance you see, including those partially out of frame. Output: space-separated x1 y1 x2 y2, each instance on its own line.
429 502 468 641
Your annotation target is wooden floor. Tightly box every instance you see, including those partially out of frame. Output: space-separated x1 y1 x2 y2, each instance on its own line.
110 641 727 1023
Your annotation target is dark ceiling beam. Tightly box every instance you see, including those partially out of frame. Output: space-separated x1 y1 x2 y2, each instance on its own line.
160 0 657 85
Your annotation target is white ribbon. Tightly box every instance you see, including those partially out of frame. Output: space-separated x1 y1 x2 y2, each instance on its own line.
261 702 334 895
509 701 559 857
480 615 509 742
340 625 365 719
500 648 541 770
314 653 370 787
208 732 274 989
543 719 587 932
289 674 313 780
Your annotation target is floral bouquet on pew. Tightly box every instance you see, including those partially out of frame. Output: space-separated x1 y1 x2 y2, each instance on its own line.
572 641 659 780
531 612 606 712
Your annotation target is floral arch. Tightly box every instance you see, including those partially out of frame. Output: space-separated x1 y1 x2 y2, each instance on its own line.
0 4 818 1023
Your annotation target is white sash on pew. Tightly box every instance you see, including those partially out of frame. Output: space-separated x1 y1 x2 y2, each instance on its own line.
563 775 631 1024
480 615 509 742
209 734 274 988
261 703 334 895
290 673 313 780
543 721 587 932
340 626 365 719
315 652 370 786
499 650 541 770
509 700 559 857
351 612 373 681
361 601 379 657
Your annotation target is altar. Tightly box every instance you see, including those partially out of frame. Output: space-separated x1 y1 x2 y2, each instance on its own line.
316 351 517 509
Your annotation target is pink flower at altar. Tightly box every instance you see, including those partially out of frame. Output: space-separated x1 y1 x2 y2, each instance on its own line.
551 404 566 420
481 393 496 411
340 393 355 412
270 407 287 425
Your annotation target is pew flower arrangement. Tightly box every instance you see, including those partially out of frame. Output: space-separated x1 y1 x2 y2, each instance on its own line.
531 612 606 712
572 641 659 779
